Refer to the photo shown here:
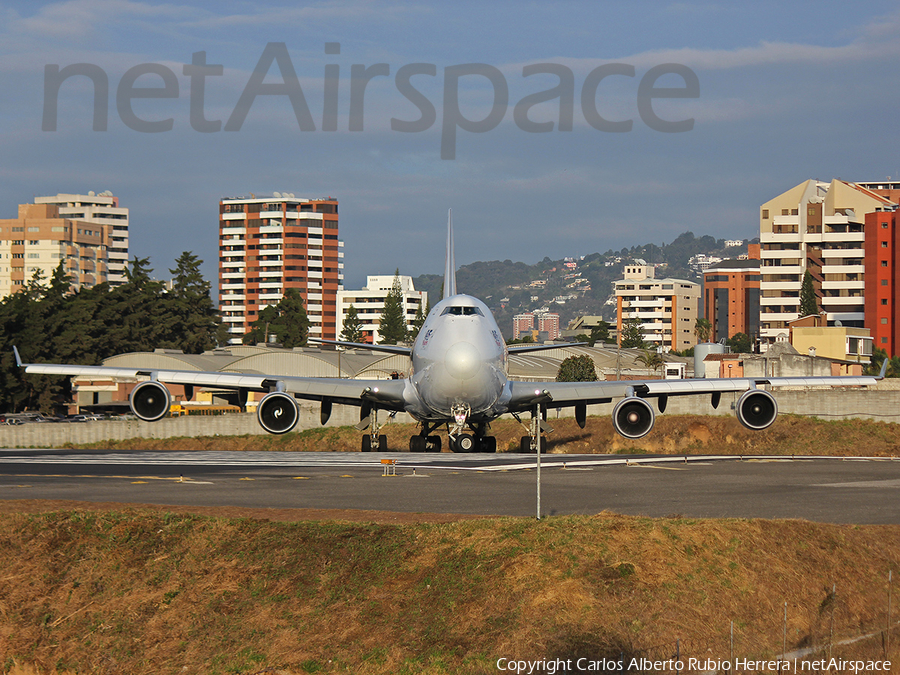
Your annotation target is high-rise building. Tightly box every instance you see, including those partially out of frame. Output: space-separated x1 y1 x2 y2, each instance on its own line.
759 180 894 340
615 265 700 352
536 312 560 340
864 208 900 354
336 275 427 344
34 192 129 286
702 247 761 343
512 313 534 339
0 203 110 297
218 194 343 344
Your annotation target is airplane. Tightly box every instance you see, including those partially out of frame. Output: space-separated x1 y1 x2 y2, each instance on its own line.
16 212 885 453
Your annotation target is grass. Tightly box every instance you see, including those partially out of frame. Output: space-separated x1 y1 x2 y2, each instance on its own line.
68 414 900 457
1 510 899 674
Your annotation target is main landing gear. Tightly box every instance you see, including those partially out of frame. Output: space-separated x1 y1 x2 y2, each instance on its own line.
407 412 498 454
357 406 391 452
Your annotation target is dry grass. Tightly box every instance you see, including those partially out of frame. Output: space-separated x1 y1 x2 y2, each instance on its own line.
72 414 900 457
1 510 900 674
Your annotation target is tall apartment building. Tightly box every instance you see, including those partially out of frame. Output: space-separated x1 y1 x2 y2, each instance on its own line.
512 313 534 339
864 208 900 354
615 265 699 352
0 203 110 297
34 192 129 286
536 312 560 340
759 180 894 340
218 194 343 344
336 275 426 344
702 246 761 343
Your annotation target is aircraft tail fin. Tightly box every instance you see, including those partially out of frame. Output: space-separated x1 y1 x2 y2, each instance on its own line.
443 209 457 299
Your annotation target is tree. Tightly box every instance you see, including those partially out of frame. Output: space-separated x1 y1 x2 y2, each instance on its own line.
799 270 819 317
168 251 221 354
378 270 407 345
340 304 364 343
407 299 429 342
243 289 309 348
556 354 598 382
619 317 645 349
589 320 610 346
866 347 900 378
635 349 665 376
694 318 712 344
727 332 752 354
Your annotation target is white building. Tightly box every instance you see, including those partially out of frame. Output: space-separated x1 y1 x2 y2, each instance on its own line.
615 265 700 352
337 275 427 344
34 192 129 286
758 179 894 340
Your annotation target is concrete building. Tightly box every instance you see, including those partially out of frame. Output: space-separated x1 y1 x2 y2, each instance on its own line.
702 250 761 343
336 275 427 344
759 179 894 341
788 314 872 366
615 265 700 352
218 194 344 344
536 312 561 341
0 203 110 297
512 313 534 340
34 192 129 286
864 207 900 354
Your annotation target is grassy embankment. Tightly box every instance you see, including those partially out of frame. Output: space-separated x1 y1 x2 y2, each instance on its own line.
1 510 899 674
72 414 900 457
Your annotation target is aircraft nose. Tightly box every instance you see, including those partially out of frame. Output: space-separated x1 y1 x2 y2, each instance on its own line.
444 341 480 381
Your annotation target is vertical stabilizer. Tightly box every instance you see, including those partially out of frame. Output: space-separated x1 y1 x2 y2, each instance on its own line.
443 209 457 299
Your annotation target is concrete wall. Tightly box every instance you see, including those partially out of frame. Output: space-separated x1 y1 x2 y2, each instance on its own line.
1 382 898 448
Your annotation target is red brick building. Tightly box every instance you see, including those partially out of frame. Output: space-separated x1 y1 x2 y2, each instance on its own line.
219 195 343 344
864 208 900 354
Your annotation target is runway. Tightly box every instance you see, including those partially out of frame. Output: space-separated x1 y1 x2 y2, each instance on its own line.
1 449 899 523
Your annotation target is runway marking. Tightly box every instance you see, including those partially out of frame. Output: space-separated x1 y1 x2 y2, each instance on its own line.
629 464 687 471
815 479 900 488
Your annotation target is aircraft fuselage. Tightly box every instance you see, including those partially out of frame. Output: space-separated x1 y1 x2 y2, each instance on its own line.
407 294 510 423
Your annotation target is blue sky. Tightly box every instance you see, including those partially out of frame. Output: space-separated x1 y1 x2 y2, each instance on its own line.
2 1 899 290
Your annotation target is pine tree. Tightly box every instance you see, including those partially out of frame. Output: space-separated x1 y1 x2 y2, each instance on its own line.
799 270 819 317
378 270 407 345
340 304 364 343
168 251 221 354
620 317 645 349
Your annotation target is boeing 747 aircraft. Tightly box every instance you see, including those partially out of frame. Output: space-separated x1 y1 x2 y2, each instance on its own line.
16 213 884 453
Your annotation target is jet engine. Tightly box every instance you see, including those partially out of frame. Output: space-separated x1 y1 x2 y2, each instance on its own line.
612 397 655 439
129 381 171 422
257 392 299 434
736 389 778 430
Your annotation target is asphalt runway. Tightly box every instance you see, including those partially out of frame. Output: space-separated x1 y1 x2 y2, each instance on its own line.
1 449 900 523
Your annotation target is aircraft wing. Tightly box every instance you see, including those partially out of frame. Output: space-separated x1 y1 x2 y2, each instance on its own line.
15 348 408 411
308 337 412 356
507 342 587 354
506 372 882 413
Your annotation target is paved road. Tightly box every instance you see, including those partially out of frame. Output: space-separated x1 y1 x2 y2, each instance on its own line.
1 449 899 523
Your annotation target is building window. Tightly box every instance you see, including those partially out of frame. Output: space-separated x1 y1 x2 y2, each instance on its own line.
883 338 889 344
882 261 889 267
882 318 889 324
883 242 889 248
882 299 889 305
762 210 769 219
883 223 889 229
883 280 890 286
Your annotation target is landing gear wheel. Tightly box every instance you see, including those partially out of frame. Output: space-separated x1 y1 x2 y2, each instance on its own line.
479 436 497 453
520 436 545 453
362 435 372 452
410 436 426 453
426 435 442 452
378 435 388 452
458 434 476 453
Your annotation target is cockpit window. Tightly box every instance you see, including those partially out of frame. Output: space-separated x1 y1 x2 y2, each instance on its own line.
441 306 483 316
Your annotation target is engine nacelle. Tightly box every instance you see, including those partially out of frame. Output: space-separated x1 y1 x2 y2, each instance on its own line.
257 392 299 434
612 397 655 439
129 381 171 422
736 389 778 430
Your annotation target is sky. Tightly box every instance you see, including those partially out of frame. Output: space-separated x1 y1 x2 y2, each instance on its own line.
2 1 899 292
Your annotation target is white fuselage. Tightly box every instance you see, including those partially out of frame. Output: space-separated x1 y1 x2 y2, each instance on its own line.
406 294 510 422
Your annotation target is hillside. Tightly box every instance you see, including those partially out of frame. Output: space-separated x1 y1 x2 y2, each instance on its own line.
413 231 754 338
1 508 897 674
